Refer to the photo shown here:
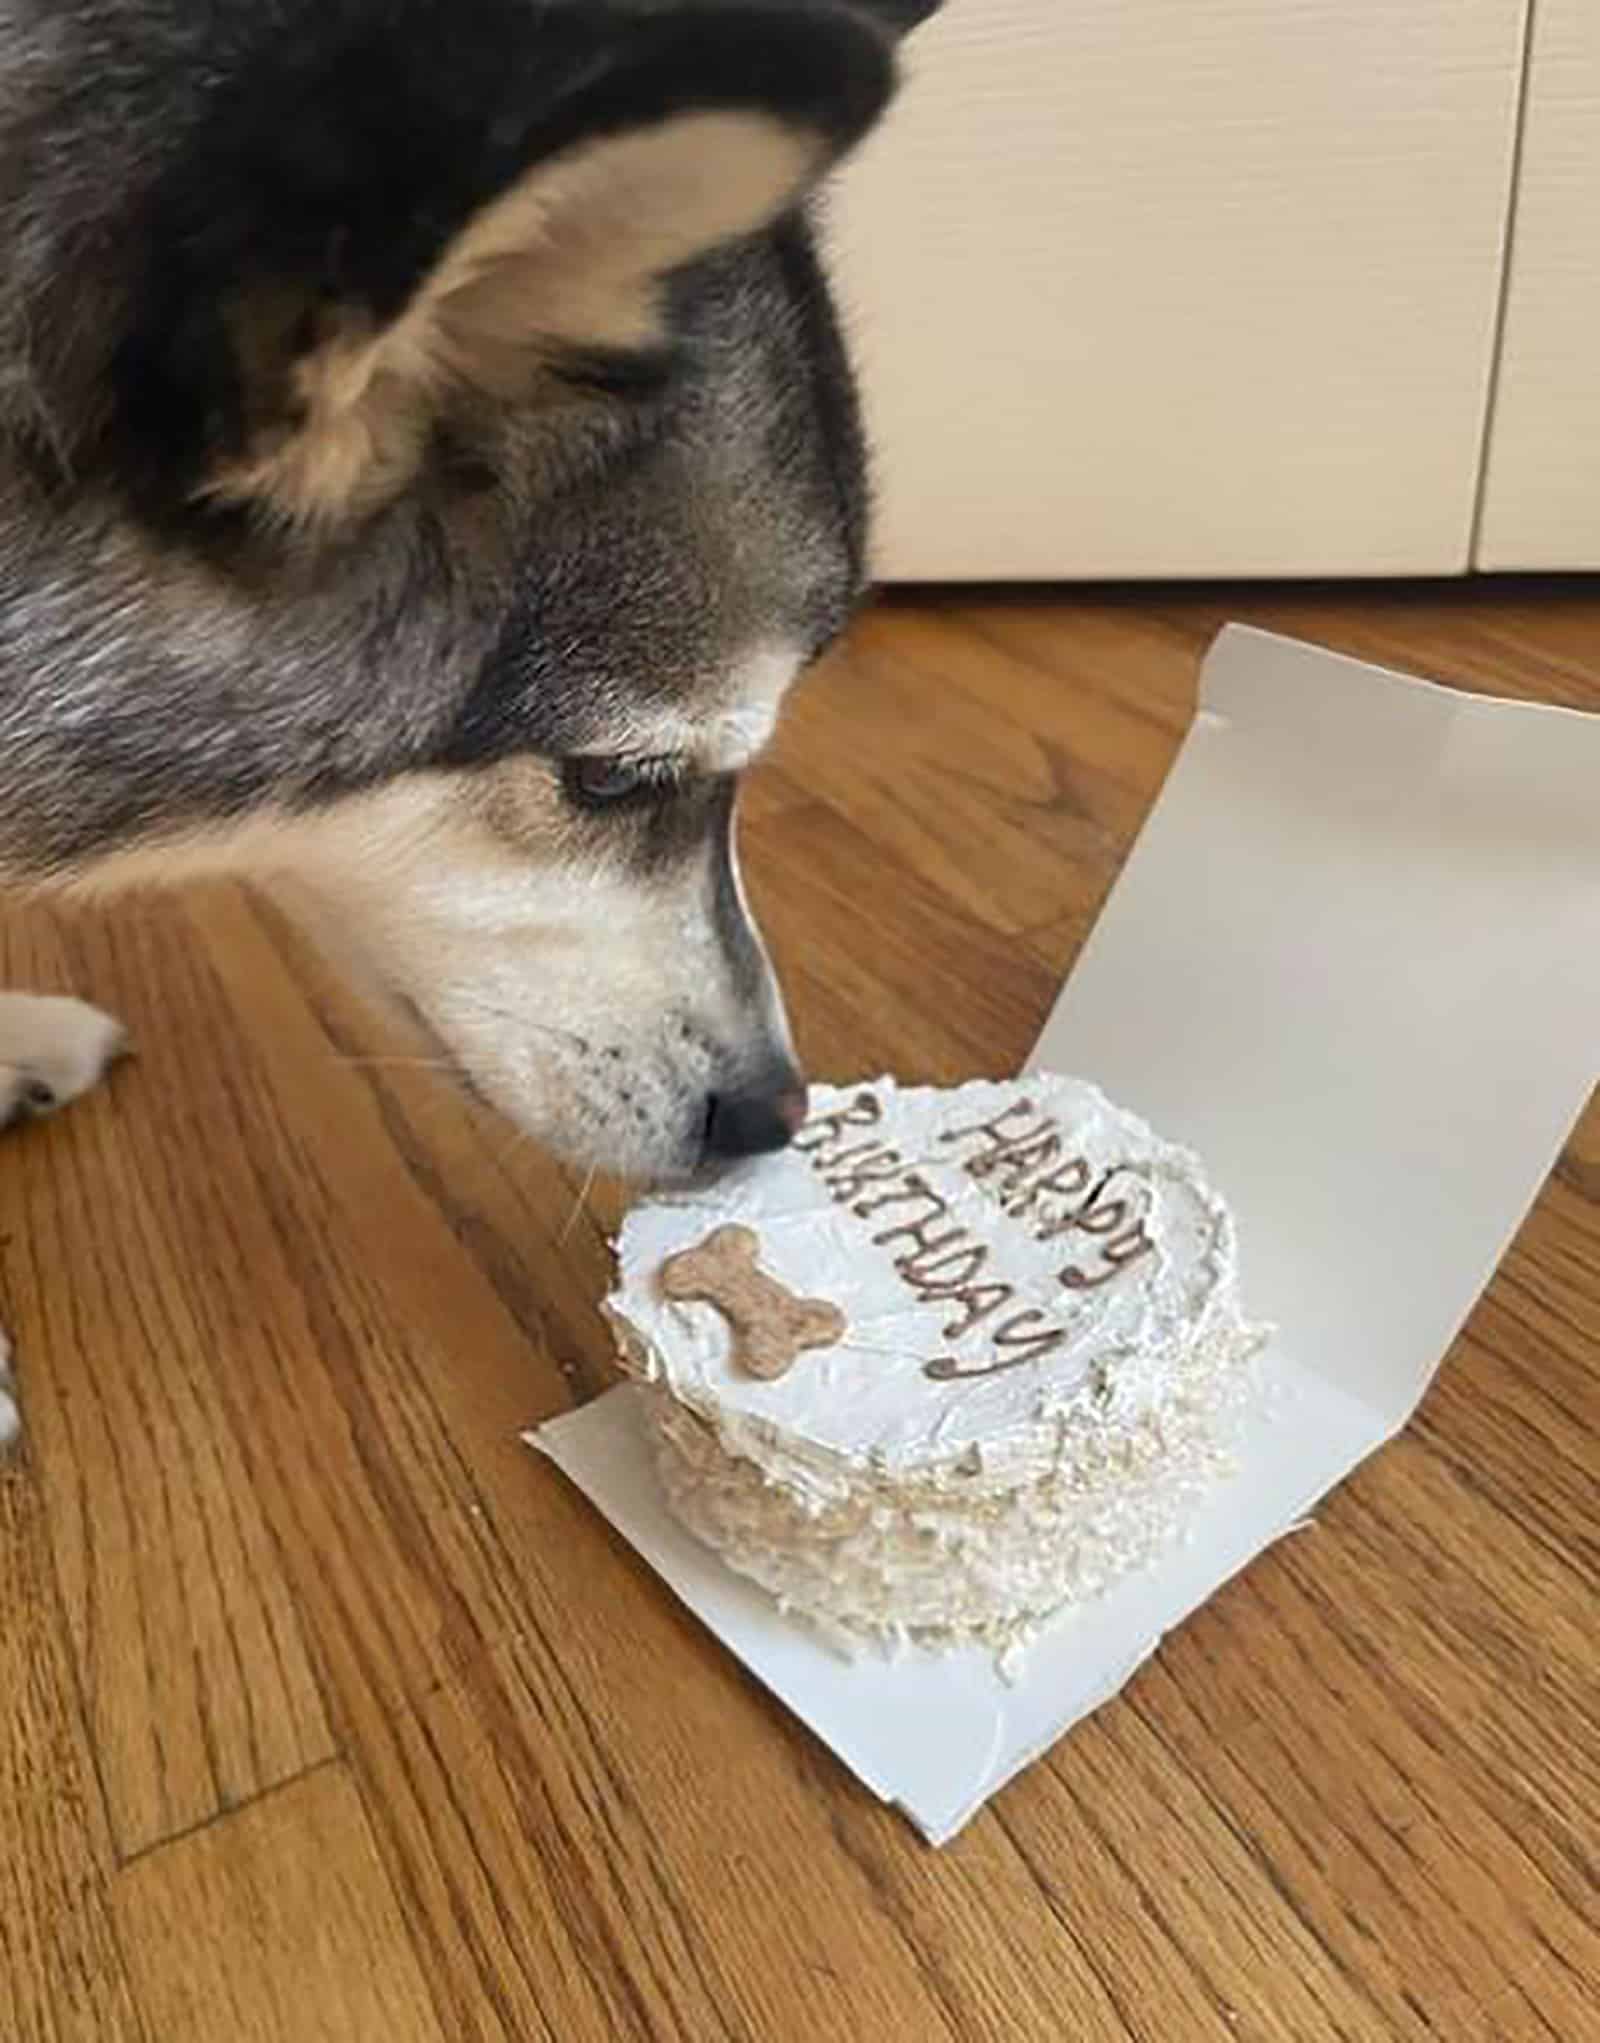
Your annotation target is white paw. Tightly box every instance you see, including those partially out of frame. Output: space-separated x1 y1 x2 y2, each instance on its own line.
0 992 128 1131
0 1327 17 1452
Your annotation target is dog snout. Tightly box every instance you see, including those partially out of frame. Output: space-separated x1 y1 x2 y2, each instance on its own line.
702 1069 808 1163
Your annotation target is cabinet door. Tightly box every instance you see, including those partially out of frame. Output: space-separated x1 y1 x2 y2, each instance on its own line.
1477 1 1600 570
827 1 1527 581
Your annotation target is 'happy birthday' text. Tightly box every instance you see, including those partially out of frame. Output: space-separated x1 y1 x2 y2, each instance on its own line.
793 1092 1156 1381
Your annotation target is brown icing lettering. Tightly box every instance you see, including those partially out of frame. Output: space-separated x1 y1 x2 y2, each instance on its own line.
1075 1174 1134 1236
993 1310 1070 1365
785 1089 1166 1385
938 1099 1042 1168
976 1130 1064 1199
882 1219 969 1270
855 1171 945 1226
893 1237 1016 1341
1035 1168 1137 1243
870 1179 949 1248
1008 1155 1093 1225
899 1241 989 1292
1061 1222 1157 1291
822 1146 907 1202
938 1282 1015 1341
820 1138 889 1173
923 1353 1008 1381
921 1310 1069 1381
793 1092 881 1165
945 1109 1151 1257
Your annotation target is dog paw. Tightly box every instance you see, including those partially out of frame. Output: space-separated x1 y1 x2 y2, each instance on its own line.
0 992 128 1131
0 1327 18 1453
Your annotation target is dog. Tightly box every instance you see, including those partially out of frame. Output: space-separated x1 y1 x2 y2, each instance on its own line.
0 0 946 1445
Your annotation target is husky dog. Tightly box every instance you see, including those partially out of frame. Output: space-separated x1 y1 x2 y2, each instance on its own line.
0 0 944 1440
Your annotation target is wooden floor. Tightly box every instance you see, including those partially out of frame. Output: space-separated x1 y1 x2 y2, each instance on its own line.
3 583 1598 2042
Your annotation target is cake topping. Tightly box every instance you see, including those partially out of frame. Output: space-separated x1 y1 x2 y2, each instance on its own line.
793 1086 1160 1380
659 1224 847 1381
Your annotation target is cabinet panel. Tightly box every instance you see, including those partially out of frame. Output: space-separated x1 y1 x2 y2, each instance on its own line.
828 2 1528 581
1477 1 1600 570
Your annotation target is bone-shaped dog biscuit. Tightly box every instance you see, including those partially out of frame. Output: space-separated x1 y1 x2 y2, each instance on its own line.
658 1224 846 1380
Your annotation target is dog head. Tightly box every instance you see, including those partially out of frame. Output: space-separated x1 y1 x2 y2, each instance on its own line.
0 0 944 1177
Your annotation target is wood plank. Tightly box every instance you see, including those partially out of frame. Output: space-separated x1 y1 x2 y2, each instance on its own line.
0 910 336 1859
114 1766 443 2043
995 1702 1399 2041
0 1459 144 2043
917 596 1201 744
1020 907 1102 986
736 753 810 831
1119 1471 1600 2040
1138 583 1600 711
740 797 1059 1079
394 1626 970 2043
770 622 1131 935
42 893 535 1709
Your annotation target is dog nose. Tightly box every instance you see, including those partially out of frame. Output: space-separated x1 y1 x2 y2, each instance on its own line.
703 1079 808 1162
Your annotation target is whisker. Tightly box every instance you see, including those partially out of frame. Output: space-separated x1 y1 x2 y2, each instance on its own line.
558 1161 600 1247
447 992 595 1054
328 1053 459 1070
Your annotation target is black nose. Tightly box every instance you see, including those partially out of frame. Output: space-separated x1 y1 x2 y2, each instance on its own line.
703 1080 808 1162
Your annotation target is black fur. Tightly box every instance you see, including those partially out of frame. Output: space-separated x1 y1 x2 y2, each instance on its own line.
853 0 943 28
705 780 771 1003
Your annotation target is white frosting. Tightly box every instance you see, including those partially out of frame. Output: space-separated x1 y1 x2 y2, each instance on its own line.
606 1076 1266 1663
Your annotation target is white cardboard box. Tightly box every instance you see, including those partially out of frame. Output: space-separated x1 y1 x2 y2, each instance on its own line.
533 625 1600 1844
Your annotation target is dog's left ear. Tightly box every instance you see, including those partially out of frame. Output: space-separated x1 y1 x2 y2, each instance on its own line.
120 3 898 531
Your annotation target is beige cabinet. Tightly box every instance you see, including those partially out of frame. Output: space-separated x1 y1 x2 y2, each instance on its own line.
829 1 1590 581
1476 0 1600 570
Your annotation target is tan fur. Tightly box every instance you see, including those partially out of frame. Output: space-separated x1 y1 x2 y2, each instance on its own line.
207 113 820 528
52 780 456 900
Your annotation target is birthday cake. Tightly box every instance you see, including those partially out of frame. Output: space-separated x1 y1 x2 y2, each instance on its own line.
605 1076 1266 1665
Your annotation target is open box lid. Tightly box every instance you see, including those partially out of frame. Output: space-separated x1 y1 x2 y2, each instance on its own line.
535 625 1600 1844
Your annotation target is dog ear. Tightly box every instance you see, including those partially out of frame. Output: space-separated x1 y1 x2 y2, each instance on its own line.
117 3 896 531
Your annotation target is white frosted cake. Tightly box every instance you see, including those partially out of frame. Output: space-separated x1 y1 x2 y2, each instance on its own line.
605 1076 1266 1666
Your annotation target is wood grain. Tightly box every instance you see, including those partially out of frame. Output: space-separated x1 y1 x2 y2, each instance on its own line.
0 911 336 1860
0 1461 143 2043
2 584 1597 2040
114 1765 442 2043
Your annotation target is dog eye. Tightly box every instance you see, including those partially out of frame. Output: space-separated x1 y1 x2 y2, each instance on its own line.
563 754 676 810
